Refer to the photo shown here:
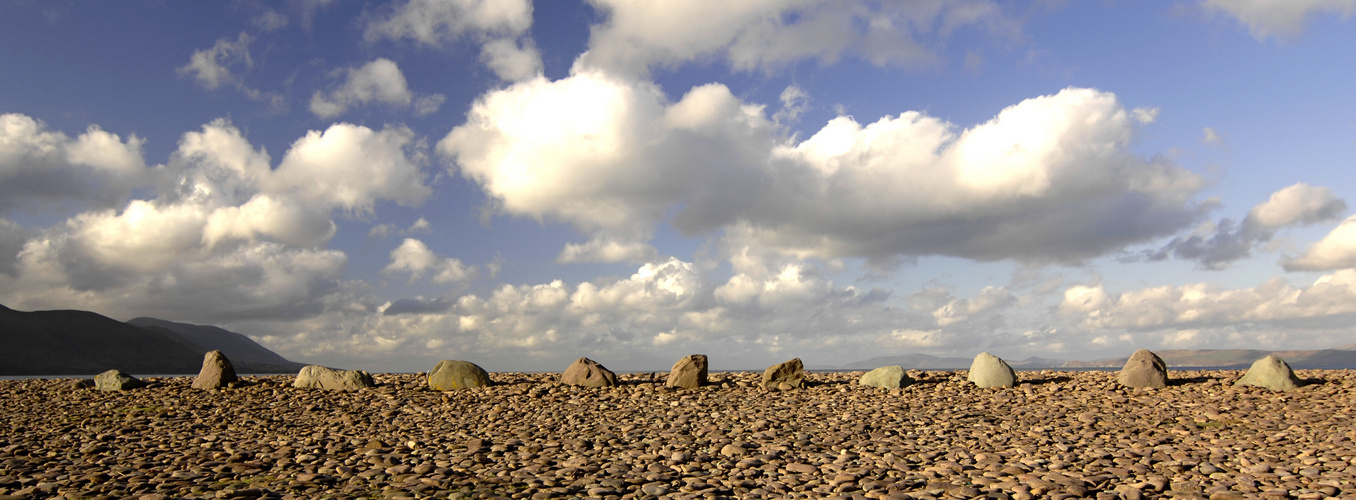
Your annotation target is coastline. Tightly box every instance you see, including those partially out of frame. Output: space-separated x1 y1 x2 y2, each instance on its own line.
2 369 1352 499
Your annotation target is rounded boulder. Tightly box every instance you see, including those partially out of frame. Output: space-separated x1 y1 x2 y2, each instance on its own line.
428 360 493 391
967 352 1017 389
1117 349 1168 389
1234 355 1302 392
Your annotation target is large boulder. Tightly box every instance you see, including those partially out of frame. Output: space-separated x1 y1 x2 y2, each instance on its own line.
1234 355 1302 392
293 365 375 391
761 358 805 390
428 360 493 391
560 357 618 388
967 352 1017 388
859 365 912 389
192 350 239 390
1118 349 1168 389
94 369 145 391
665 354 708 389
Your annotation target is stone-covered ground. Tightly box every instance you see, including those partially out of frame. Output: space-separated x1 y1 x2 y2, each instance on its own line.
1 370 1354 499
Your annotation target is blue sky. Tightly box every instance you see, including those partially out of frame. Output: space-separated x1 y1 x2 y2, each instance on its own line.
2 0 1355 372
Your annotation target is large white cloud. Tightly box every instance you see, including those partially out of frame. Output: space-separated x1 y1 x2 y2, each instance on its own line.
0 118 430 321
269 123 432 212
440 71 775 251
1285 214 1356 271
364 0 541 80
0 113 152 213
1060 270 1356 331
581 0 1013 76
1204 0 1355 40
441 72 1206 265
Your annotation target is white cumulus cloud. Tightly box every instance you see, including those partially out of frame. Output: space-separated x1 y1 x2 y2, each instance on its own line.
364 0 540 80
580 0 1014 76
1059 271 1356 331
383 238 476 284
0 113 152 213
443 75 1206 265
1285 215 1356 271
178 32 283 107
310 58 445 118
0 118 431 321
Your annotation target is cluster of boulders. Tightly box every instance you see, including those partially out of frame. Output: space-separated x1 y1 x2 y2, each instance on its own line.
948 349 1305 392
81 348 1309 394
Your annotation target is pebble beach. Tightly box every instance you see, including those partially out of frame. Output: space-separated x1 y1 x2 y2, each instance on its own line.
2 370 1354 500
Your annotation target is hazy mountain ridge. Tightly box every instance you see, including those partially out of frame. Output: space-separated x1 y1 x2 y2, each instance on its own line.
0 304 305 375
847 346 1356 370
127 317 304 372
1063 347 1356 369
844 354 1066 370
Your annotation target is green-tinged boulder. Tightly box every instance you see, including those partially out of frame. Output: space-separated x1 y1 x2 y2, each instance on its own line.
1118 349 1168 389
427 360 492 391
94 369 145 391
859 365 912 389
967 352 1017 389
761 358 805 390
1234 355 1302 392
665 354 708 389
293 365 375 391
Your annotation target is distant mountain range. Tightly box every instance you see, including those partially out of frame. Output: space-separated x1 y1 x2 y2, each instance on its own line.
845 346 1356 370
1062 347 1356 369
0 304 306 376
844 353 1067 370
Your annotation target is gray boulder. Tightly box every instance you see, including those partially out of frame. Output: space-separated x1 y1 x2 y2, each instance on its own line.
94 369 145 391
293 365 375 391
859 365 912 389
665 354 708 389
560 357 618 387
1117 349 1168 389
192 350 239 390
1234 355 1302 392
967 352 1017 388
761 358 805 390
428 360 492 391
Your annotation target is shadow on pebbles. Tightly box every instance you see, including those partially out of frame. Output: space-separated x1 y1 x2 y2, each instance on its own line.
1 370 1354 500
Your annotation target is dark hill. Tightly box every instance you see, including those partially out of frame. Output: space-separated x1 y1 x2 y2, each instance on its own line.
0 304 204 375
0 304 307 375
127 317 305 373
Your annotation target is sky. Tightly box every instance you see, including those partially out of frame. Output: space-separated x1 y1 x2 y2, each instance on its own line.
2 0 1356 373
